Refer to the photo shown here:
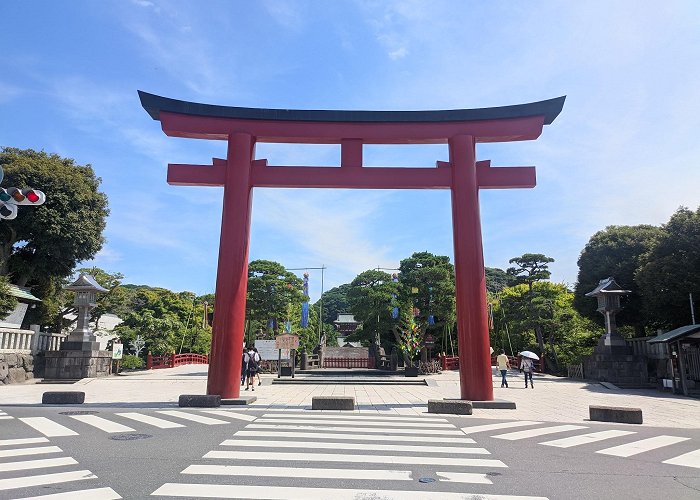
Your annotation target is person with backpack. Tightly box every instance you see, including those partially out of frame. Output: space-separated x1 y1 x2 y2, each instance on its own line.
245 346 259 391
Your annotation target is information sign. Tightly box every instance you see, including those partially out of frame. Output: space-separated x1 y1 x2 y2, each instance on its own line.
112 343 123 360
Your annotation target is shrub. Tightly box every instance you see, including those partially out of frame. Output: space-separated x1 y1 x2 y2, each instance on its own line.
120 354 145 370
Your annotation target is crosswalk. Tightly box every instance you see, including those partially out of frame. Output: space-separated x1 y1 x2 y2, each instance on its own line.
0 436 121 499
15 409 254 437
462 420 700 469
151 411 545 499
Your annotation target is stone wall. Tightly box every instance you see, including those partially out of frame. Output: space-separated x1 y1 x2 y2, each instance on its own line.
0 352 36 384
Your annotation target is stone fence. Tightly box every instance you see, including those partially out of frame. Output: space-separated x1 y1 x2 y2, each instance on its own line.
0 327 66 384
0 326 65 354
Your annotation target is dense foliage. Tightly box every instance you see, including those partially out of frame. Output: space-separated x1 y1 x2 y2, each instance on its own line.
0 148 109 288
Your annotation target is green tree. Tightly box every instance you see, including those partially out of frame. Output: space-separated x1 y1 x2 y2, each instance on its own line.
494 282 598 371
0 148 109 286
573 225 663 335
245 260 304 336
316 284 351 324
346 269 399 347
113 287 211 356
636 206 700 329
485 267 510 294
0 275 18 318
506 253 555 364
398 252 455 333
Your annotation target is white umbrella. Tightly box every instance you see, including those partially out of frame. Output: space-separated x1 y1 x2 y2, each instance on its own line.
519 351 540 360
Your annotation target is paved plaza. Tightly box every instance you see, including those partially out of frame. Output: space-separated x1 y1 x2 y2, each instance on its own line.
2 365 700 428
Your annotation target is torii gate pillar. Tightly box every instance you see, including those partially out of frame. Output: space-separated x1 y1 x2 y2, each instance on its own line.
450 135 492 400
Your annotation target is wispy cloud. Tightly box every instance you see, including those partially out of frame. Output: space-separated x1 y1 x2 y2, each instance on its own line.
262 0 305 31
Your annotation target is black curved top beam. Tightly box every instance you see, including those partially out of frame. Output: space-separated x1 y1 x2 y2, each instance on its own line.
138 91 565 125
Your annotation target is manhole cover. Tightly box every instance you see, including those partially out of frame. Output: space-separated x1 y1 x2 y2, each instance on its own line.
486 472 502 477
58 410 99 415
418 477 437 483
109 433 153 441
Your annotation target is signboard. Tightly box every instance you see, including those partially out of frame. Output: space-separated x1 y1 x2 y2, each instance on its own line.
275 334 299 350
423 334 435 347
255 340 289 361
111 343 123 360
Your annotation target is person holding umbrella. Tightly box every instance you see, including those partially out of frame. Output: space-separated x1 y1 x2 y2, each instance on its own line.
520 351 539 388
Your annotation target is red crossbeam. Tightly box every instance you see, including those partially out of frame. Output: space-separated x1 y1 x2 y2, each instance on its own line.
167 159 535 190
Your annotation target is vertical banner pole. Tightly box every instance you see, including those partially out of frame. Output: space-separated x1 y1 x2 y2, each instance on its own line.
207 133 254 399
449 134 494 401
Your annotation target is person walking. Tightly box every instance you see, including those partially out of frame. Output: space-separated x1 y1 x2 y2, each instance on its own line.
240 349 248 386
496 349 510 388
253 347 262 386
520 356 535 388
245 346 259 391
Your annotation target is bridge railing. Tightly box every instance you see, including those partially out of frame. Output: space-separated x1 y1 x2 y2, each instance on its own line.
323 357 372 369
146 352 208 370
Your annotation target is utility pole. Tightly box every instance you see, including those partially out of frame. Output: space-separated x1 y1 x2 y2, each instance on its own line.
691 292 696 325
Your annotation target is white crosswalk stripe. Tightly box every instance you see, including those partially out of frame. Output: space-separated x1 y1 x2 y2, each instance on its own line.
115 412 185 429
234 429 476 444
0 437 49 447
0 456 77 473
204 450 506 467
151 483 547 499
663 448 700 469
0 469 97 491
220 438 491 455
256 417 455 428
493 425 587 441
69 415 136 433
596 435 691 457
156 410 229 425
461 421 542 434
17 487 122 499
436 471 493 484
247 423 465 435
201 410 257 422
19 417 79 437
261 412 448 422
0 446 62 459
540 430 636 448
182 464 413 481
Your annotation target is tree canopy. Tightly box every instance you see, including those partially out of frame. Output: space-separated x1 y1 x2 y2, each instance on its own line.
506 253 555 357
573 224 663 334
245 260 304 336
0 148 109 287
346 269 399 347
636 207 700 329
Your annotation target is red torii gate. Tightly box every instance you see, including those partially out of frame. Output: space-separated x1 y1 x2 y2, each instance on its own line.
139 91 565 401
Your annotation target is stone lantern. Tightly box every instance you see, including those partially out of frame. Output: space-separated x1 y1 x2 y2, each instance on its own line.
585 277 630 353
62 273 109 350
583 277 647 385
44 273 112 380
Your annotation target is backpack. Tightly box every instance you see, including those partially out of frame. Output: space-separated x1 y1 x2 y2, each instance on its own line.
248 352 259 372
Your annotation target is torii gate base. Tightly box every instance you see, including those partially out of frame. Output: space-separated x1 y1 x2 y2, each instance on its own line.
139 91 565 401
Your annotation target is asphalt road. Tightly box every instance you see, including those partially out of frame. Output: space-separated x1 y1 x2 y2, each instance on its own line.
1 405 699 499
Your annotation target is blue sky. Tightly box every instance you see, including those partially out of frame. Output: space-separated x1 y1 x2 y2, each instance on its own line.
1 1 699 302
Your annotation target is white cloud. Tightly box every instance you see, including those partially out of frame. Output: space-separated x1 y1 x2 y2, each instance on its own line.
262 0 305 31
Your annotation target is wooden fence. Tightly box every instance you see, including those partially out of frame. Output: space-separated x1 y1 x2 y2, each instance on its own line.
146 352 208 369
323 357 372 369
